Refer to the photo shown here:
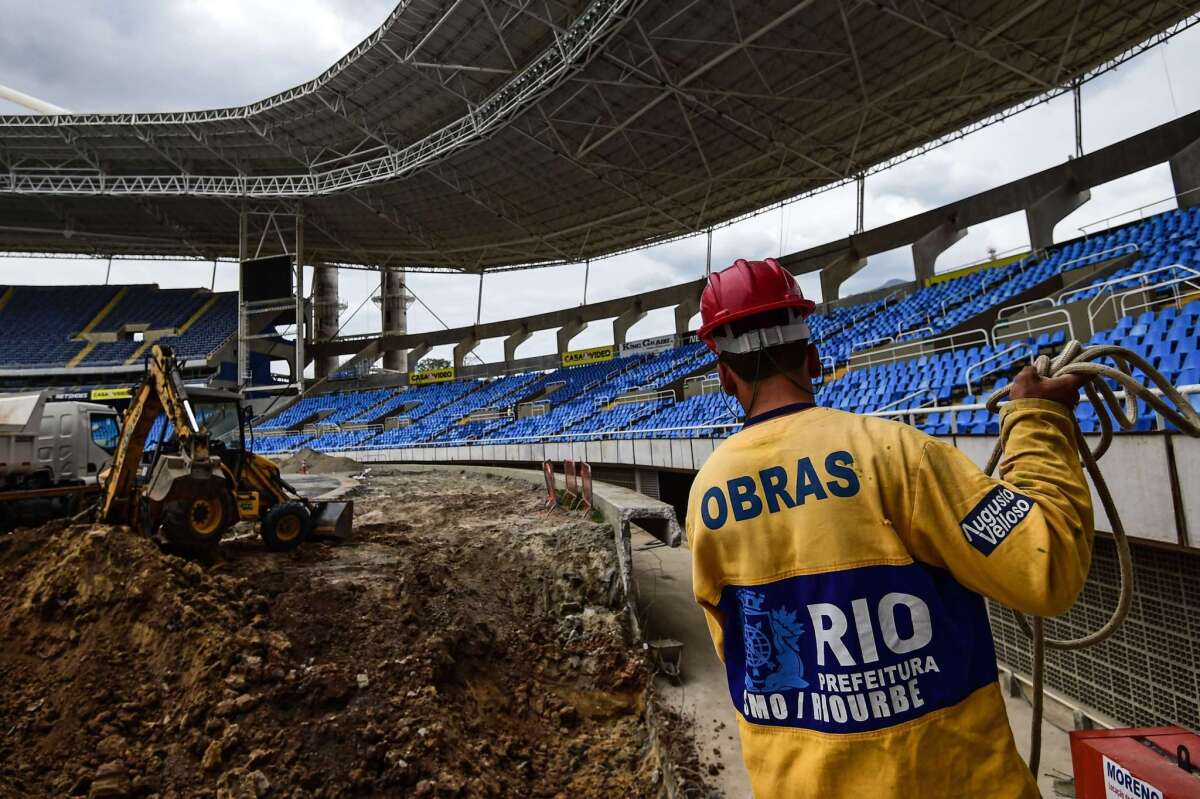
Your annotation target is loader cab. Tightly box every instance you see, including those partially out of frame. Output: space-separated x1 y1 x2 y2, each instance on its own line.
186 388 250 474
147 388 249 475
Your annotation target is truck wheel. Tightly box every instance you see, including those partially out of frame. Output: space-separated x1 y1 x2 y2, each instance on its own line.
161 494 233 553
261 502 311 552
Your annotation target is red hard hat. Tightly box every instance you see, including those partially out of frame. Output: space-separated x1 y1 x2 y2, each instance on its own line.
698 258 816 352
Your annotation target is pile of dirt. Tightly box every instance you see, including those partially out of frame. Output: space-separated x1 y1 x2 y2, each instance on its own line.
0 472 716 798
277 448 361 475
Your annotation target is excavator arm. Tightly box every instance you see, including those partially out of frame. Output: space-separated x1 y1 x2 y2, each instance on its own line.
98 344 230 549
100 345 206 523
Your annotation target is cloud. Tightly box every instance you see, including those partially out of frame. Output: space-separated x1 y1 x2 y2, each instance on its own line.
0 0 394 113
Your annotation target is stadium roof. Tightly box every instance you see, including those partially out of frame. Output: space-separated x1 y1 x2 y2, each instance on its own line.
0 0 1196 272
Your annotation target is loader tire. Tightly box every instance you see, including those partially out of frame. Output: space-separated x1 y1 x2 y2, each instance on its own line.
261 502 311 552
161 493 233 554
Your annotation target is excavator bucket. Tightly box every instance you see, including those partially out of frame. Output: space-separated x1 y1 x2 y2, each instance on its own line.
311 500 353 540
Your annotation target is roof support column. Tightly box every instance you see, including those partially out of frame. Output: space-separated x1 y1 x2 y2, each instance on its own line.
237 207 248 389
912 219 966 285
818 250 868 303
293 211 305 389
381 269 408 373
613 302 645 350
674 294 700 338
312 264 339 380
1025 182 1090 252
1170 135 1200 209
453 330 479 370
504 325 532 368
557 316 588 354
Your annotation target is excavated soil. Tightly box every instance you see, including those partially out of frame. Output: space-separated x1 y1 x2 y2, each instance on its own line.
277 449 362 475
0 471 714 798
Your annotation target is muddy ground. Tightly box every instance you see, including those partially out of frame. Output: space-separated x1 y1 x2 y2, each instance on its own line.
0 470 715 798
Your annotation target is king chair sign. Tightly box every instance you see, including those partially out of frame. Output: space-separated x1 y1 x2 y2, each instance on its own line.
562 345 614 367
409 367 455 385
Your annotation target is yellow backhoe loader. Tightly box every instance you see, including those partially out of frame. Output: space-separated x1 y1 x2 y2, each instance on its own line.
98 344 352 552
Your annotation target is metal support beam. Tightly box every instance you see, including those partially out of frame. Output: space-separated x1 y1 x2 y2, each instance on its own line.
237 208 248 389
1073 80 1084 158
855 173 865 234
912 220 966 285
294 212 306 387
475 270 485 325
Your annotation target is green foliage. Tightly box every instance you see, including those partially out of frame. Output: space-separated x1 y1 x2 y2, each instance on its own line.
416 357 451 371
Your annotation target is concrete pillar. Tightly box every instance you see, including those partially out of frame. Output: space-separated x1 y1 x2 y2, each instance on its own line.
1169 136 1200 209
1025 183 1091 251
818 251 868 303
312 264 340 379
674 295 701 337
613 303 646 350
453 331 478 370
407 342 431 372
557 317 588 354
381 269 408 373
504 325 532 367
912 220 967 285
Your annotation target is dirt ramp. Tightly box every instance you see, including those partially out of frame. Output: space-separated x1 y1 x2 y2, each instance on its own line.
0 472 716 798
277 448 361 475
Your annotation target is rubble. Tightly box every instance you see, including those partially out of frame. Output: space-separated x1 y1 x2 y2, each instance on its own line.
0 471 717 797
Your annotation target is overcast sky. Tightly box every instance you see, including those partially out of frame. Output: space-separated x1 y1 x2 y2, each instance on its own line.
2 2 1199 367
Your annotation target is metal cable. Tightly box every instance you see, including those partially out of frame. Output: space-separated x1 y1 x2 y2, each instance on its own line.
982 339 1200 776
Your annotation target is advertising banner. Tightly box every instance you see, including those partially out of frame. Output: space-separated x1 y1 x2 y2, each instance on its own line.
409 367 455 385
562 345 614 367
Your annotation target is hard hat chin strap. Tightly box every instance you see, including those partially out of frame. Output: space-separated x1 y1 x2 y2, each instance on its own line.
712 312 811 355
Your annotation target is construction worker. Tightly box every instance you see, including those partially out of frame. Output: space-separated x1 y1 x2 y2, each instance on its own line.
687 258 1094 798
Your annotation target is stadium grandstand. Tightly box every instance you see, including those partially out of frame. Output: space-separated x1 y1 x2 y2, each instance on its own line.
4 0 1200 793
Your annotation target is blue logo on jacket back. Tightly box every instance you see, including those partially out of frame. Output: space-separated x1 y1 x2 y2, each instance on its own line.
740 589 809 691
719 563 997 733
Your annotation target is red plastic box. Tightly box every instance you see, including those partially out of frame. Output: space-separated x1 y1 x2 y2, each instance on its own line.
1070 727 1200 798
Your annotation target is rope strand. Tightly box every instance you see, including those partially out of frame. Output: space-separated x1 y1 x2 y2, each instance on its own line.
982 339 1200 777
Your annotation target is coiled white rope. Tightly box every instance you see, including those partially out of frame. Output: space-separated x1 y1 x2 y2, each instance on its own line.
983 340 1200 776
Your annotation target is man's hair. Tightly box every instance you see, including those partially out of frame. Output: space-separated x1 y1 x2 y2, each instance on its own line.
716 308 810 382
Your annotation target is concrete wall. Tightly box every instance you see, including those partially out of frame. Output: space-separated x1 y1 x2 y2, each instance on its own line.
330 432 1200 550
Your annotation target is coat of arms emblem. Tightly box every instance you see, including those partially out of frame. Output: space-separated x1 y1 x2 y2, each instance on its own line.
738 588 809 692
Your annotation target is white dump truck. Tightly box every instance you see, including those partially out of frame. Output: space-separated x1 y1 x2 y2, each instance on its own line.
0 391 121 530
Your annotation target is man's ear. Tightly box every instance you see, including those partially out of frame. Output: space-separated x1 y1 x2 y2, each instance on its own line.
807 343 821 379
717 361 738 396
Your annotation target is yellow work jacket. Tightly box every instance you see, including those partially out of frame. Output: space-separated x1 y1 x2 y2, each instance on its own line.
687 400 1094 798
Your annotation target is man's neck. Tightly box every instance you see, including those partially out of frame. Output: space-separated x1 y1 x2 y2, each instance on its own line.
743 377 815 419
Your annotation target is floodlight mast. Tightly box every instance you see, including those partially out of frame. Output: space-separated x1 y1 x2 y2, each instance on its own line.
0 84 70 115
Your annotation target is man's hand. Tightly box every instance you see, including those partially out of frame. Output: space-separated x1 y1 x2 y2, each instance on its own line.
1009 365 1089 408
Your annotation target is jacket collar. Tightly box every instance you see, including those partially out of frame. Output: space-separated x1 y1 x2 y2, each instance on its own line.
742 401 816 428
